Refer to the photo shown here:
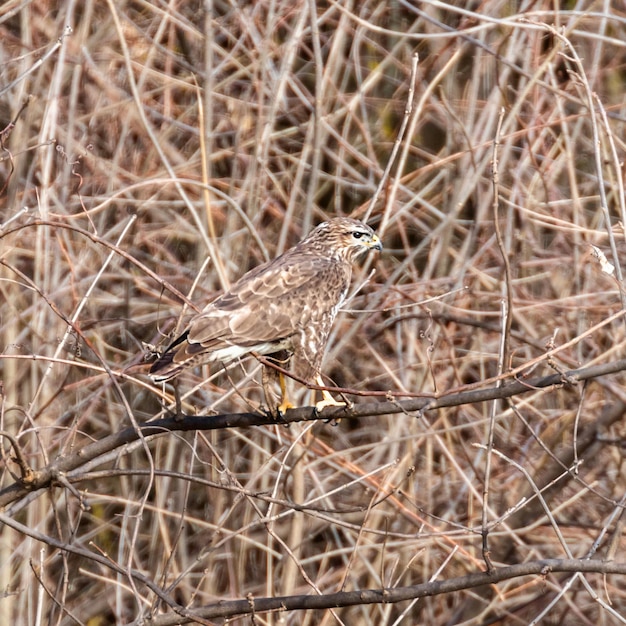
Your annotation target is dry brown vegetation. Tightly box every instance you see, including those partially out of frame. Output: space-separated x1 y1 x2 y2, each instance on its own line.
2 0 626 624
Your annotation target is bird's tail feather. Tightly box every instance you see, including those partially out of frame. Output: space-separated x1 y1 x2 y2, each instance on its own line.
149 330 190 382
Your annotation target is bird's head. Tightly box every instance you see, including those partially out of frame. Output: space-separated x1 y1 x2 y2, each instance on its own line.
305 217 382 263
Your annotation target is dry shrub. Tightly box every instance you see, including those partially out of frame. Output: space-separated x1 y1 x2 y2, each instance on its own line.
1 1 626 624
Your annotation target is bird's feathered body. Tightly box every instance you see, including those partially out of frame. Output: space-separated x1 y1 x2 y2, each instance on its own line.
150 217 382 395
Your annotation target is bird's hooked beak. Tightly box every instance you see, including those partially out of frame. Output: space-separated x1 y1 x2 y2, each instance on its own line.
367 234 383 251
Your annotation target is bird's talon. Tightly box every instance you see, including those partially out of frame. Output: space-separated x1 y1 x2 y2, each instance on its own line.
314 399 347 413
272 401 294 423
313 398 347 424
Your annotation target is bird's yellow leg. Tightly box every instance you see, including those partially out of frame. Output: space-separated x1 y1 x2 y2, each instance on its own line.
314 375 347 412
277 371 295 415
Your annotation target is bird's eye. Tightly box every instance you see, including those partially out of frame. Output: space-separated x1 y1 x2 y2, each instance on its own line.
352 231 364 239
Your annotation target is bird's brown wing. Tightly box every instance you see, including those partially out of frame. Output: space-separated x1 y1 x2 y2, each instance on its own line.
187 252 349 351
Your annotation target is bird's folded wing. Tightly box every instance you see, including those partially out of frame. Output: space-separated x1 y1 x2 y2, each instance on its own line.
187 254 343 348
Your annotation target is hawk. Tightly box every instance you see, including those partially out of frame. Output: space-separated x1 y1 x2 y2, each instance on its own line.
150 217 382 413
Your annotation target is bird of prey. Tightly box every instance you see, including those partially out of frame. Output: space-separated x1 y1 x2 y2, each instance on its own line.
150 217 382 413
